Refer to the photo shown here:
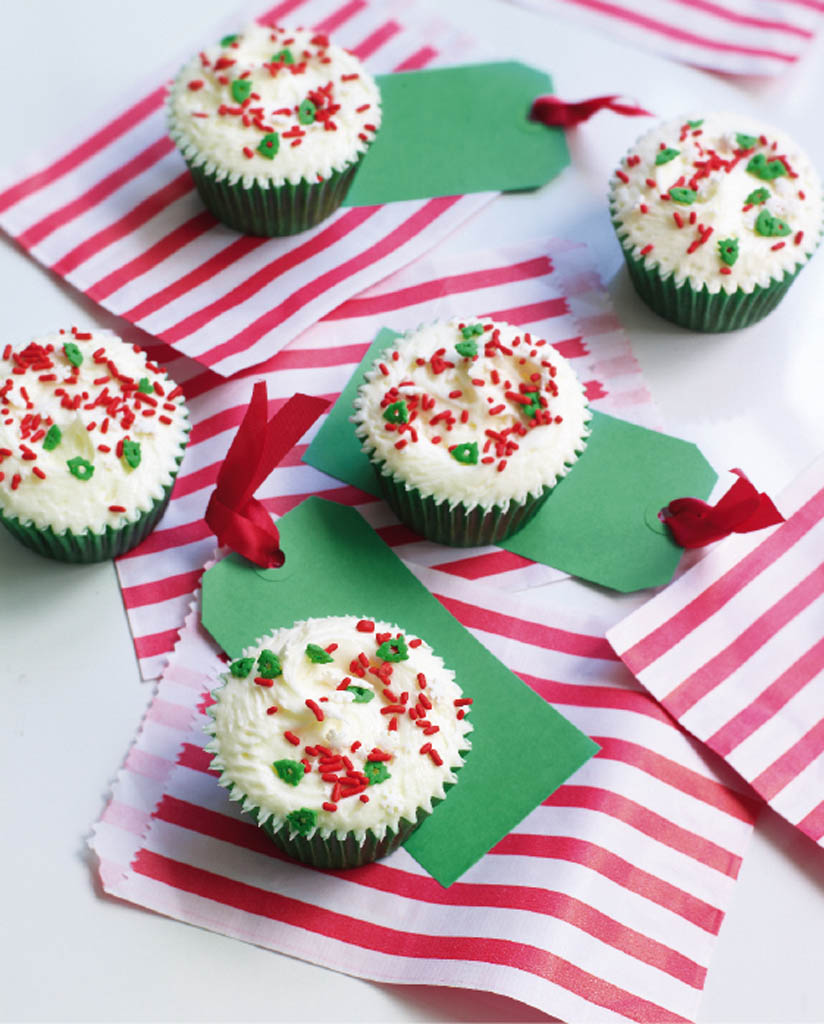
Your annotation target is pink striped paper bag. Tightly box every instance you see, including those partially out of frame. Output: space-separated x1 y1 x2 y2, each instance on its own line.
117 237 657 680
507 0 824 77
0 0 495 378
92 563 757 1024
608 455 824 848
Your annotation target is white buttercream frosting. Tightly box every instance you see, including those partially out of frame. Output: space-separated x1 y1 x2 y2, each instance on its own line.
0 329 188 535
609 113 823 295
168 23 381 188
206 616 473 843
353 318 591 511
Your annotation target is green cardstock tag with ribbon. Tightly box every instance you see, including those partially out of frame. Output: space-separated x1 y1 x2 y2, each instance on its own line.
342 62 569 205
303 328 718 593
201 497 598 887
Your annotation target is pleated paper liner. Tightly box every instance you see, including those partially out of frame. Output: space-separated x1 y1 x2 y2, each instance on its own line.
369 458 554 548
0 451 186 563
186 159 364 237
618 237 805 332
256 778 462 870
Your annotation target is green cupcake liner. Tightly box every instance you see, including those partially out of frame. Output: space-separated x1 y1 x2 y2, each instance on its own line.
0 453 185 564
620 242 803 332
261 805 430 869
372 459 551 547
186 159 363 237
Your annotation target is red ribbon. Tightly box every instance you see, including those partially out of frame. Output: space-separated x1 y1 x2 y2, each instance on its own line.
530 94 653 128
205 382 329 567
659 469 785 550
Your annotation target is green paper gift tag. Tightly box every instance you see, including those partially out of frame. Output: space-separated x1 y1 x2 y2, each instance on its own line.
343 62 569 205
201 498 597 887
303 328 717 593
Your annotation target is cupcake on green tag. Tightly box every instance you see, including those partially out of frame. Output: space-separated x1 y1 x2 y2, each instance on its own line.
0 329 189 562
352 318 591 546
609 113 823 331
205 616 473 869
167 24 382 236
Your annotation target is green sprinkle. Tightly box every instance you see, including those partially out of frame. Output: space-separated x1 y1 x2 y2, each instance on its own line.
460 323 483 340
229 657 254 678
67 456 94 481
455 339 478 358
138 377 154 394
122 439 141 469
257 133 280 159
736 133 759 151
231 79 252 104
669 187 697 204
364 761 391 785
298 98 317 125
272 759 305 786
687 119 703 128
42 424 62 451
747 153 787 181
755 210 791 238
655 147 679 166
450 441 479 465
257 649 282 679
522 392 543 420
347 685 375 703
63 341 83 367
383 400 408 424
718 238 739 267
271 48 294 65
376 636 409 663
220 34 238 47
745 187 770 206
286 807 316 836
306 643 333 664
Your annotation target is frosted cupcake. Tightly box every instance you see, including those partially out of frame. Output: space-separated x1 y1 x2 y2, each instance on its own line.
609 113 823 331
0 328 189 562
206 616 473 869
353 318 591 546
167 23 382 235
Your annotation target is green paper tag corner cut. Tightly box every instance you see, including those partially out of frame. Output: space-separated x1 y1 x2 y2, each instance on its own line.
343 62 570 206
200 497 598 887
301 327 718 594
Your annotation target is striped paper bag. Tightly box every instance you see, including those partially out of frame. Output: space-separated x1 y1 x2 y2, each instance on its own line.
116 237 658 680
506 0 824 77
0 0 495 377
92 564 757 1023
608 455 824 848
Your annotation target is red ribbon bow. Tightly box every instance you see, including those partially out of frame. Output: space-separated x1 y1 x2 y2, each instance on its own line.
530 93 653 128
659 469 785 550
205 383 329 567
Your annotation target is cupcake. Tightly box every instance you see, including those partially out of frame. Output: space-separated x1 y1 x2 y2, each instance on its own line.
0 328 189 562
205 616 473 869
352 318 591 546
609 113 823 331
167 23 382 236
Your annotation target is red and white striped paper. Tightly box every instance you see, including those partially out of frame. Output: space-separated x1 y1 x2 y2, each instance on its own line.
608 455 824 849
117 237 658 681
91 564 757 1023
508 0 824 77
0 0 495 378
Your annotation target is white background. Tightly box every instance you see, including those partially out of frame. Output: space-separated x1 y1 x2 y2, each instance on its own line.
2 0 824 1021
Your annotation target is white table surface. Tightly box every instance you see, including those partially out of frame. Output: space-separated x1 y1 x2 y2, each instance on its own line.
2 1 824 1021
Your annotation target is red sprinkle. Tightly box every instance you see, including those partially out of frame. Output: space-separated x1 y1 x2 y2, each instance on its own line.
615 169 629 184
254 677 274 688
640 244 654 256
108 504 126 512
305 698 324 722
284 731 301 746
